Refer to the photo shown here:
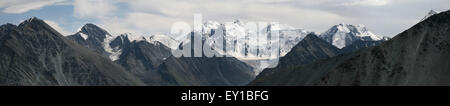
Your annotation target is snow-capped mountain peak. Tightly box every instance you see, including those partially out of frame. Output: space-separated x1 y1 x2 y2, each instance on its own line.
202 20 221 34
76 23 112 41
268 23 295 30
120 32 146 42
147 34 180 49
279 28 310 56
196 20 311 59
319 23 383 49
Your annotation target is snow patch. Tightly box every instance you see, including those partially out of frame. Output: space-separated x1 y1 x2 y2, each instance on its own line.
79 32 88 40
148 34 180 49
122 33 145 42
102 35 122 61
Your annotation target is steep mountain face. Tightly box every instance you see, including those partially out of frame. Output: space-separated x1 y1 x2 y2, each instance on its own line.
279 28 310 56
115 39 173 85
68 30 174 85
200 20 310 73
341 40 385 54
153 32 255 86
147 34 180 49
66 24 113 56
255 33 342 80
157 56 254 86
67 24 177 62
250 10 450 86
319 24 386 49
66 24 253 86
275 33 341 68
332 10 440 54
107 33 150 61
109 33 171 70
201 20 310 58
0 18 143 86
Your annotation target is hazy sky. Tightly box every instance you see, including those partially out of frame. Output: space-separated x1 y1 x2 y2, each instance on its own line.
0 0 449 37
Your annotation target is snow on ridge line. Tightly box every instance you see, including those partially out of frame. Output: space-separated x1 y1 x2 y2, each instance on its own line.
79 32 88 40
120 33 146 42
147 34 180 49
319 23 384 49
103 33 178 61
102 34 121 61
196 20 311 59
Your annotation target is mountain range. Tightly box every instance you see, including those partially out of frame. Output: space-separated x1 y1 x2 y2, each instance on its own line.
250 10 450 86
66 23 254 85
1 10 442 86
0 18 143 85
200 20 311 58
199 20 387 74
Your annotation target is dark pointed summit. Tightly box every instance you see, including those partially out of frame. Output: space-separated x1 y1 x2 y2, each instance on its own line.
78 23 111 39
80 24 106 33
255 33 341 79
19 17 46 26
0 17 143 85
22 17 42 23
66 23 113 56
17 17 56 33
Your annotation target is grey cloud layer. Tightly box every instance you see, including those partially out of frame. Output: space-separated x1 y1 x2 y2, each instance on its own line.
1 0 448 37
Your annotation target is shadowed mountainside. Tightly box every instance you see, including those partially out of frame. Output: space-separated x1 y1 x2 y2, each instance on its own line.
250 10 450 86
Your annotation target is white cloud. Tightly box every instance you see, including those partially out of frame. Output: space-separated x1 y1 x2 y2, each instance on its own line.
44 20 72 36
94 0 348 35
339 0 390 6
100 12 190 36
1 0 447 38
5 0 438 35
69 0 449 37
0 0 64 14
73 0 117 18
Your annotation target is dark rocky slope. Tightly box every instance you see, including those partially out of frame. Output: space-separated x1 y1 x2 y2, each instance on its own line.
155 32 255 86
115 40 173 85
0 18 143 86
256 34 341 79
66 24 112 56
250 10 450 86
341 40 385 54
158 56 254 86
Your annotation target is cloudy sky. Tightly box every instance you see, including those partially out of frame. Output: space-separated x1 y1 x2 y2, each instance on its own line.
0 0 448 37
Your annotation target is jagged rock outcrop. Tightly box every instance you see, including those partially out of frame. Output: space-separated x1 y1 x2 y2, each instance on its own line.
0 18 143 86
